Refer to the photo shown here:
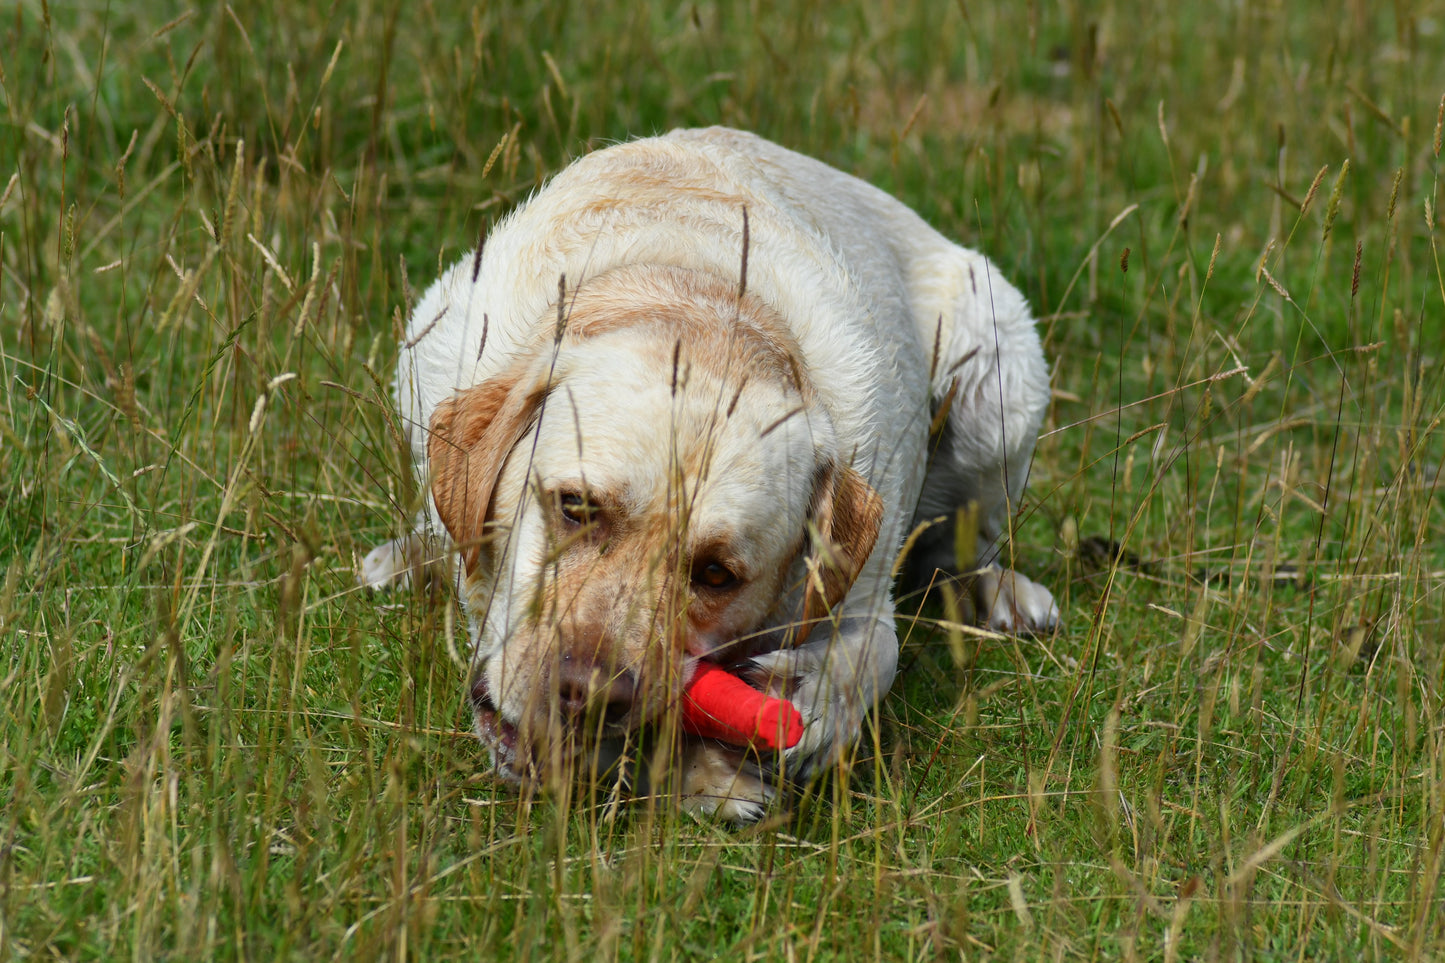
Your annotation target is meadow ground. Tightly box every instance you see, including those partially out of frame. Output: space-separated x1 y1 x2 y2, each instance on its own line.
3 1 1445 959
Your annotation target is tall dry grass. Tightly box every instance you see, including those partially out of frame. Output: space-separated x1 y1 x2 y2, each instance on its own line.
2 2 1443 959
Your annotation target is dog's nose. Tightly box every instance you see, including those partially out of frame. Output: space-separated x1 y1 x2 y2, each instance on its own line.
556 654 636 724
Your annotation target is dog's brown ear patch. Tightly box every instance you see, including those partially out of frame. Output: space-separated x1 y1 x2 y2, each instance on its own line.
429 368 548 571
798 463 884 643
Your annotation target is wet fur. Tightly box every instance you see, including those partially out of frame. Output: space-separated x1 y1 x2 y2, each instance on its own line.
362 128 1058 821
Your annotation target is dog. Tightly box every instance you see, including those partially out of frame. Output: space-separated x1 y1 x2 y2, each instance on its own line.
361 127 1058 821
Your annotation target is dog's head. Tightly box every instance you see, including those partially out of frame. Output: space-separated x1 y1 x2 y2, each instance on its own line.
426 266 882 777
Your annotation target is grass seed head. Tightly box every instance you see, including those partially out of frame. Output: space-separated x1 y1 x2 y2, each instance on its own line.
1322 159 1349 242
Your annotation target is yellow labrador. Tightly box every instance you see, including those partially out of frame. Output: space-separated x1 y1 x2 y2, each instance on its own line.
362 128 1057 820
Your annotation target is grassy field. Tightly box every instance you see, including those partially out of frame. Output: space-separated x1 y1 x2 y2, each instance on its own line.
3 0 1445 958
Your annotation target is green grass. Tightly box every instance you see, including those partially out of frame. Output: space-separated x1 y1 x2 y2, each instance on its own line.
3 1 1444 959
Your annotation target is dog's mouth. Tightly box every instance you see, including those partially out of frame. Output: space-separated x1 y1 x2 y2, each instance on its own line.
469 671 641 785
469 674 527 781
468 666 694 787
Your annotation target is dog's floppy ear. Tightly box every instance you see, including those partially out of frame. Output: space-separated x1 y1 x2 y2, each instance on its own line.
428 366 549 572
797 463 884 644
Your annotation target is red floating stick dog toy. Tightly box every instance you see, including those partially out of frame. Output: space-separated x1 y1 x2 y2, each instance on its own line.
681 661 804 750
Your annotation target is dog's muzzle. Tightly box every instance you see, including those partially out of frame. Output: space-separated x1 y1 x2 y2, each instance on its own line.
469 674 527 781
555 652 638 730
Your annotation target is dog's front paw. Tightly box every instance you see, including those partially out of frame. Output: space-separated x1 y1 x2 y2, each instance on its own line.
975 566 1059 634
679 743 774 823
742 647 854 781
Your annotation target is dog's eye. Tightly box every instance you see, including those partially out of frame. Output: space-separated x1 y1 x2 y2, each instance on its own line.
557 492 595 527
692 560 739 591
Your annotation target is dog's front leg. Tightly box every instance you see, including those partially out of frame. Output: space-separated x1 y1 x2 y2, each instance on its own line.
743 611 899 781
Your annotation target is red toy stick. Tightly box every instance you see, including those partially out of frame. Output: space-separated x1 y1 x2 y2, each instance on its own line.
681 661 804 750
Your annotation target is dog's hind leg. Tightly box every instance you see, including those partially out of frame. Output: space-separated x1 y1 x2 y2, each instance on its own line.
360 532 429 590
905 250 1058 634
359 516 453 593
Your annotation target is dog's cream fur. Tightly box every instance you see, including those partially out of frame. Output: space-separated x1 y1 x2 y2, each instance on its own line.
363 127 1057 820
